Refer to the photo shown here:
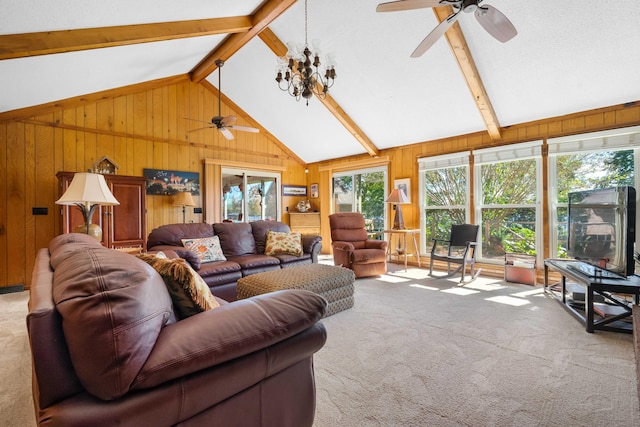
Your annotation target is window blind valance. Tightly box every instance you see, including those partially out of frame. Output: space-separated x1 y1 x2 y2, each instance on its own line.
418 152 469 171
548 125 640 155
473 140 542 165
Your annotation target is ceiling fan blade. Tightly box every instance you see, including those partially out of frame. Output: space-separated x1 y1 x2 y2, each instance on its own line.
220 127 234 140
376 0 444 12
187 125 215 133
410 11 460 57
228 125 260 133
475 5 517 43
221 115 237 126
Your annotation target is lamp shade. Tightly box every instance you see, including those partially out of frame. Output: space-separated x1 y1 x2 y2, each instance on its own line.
55 173 120 206
385 188 410 204
55 173 119 241
173 192 196 207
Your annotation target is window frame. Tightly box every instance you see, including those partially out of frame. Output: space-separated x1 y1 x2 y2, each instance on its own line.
547 125 640 260
473 141 543 265
221 167 282 222
418 152 471 256
331 165 389 231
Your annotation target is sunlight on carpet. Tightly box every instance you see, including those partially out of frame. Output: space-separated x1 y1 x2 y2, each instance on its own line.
313 263 640 426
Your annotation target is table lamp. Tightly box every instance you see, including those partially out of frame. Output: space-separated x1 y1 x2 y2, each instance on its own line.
55 173 120 241
174 191 196 223
385 188 410 230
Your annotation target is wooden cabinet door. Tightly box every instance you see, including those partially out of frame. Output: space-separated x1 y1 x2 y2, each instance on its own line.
106 176 146 250
57 172 147 251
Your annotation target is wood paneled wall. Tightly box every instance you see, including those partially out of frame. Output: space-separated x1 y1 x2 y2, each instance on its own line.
1 75 638 290
0 77 307 289
309 101 640 262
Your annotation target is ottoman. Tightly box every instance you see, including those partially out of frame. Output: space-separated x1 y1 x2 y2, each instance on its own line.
237 264 355 317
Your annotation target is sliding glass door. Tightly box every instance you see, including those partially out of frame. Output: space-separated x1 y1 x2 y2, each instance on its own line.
221 168 280 222
332 166 387 238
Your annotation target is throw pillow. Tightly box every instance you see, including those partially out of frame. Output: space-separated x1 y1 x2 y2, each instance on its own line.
137 253 220 319
181 236 226 263
265 230 303 257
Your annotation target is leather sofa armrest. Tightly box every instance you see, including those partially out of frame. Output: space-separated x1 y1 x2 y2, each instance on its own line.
132 289 327 390
365 240 388 251
147 244 188 254
302 234 322 263
147 245 201 270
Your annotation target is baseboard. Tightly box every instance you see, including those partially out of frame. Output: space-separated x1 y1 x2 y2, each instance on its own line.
0 284 24 294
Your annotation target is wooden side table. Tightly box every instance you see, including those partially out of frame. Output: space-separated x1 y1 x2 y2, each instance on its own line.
383 229 421 271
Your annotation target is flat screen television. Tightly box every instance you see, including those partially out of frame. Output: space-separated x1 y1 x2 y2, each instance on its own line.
567 186 636 278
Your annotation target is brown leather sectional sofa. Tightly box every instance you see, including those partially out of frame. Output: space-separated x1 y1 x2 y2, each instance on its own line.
147 220 322 301
27 232 327 426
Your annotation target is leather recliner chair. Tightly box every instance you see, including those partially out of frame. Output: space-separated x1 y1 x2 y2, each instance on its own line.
329 212 388 278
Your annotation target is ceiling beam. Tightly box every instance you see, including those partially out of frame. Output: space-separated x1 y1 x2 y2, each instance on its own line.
433 6 502 141
190 0 297 83
0 16 252 60
259 28 381 157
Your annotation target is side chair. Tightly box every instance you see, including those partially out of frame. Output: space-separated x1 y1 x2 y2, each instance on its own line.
429 224 481 283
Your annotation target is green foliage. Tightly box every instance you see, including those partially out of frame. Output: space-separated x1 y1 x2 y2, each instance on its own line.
332 172 385 230
556 150 634 202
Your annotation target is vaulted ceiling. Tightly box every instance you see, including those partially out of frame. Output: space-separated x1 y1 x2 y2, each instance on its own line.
2 0 640 164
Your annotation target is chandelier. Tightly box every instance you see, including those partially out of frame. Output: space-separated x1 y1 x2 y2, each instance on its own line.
274 0 336 105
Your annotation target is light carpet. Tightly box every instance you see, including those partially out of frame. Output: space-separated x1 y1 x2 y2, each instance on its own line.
1 264 639 426
313 265 639 426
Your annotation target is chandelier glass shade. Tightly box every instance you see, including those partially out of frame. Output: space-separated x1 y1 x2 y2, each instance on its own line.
275 0 336 105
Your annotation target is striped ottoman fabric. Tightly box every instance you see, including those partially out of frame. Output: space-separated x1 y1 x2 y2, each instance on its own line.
237 264 355 317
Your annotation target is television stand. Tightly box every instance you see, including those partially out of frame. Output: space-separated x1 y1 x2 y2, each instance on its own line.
544 259 640 333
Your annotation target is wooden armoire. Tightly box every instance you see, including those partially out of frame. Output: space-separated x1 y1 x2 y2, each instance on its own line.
57 172 147 251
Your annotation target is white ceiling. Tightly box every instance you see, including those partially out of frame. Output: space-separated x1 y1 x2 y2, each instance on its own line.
2 0 640 164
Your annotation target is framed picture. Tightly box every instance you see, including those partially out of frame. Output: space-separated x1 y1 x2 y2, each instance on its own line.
310 183 319 198
143 168 200 196
283 184 307 197
394 178 410 202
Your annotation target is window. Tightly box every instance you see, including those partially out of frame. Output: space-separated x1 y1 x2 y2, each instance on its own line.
474 142 542 263
418 153 470 255
548 126 640 259
332 166 388 237
222 168 280 222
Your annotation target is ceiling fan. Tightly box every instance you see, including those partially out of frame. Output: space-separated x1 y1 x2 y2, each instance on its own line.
376 0 517 57
186 59 259 140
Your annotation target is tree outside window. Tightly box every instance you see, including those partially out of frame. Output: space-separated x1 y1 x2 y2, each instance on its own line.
479 159 538 260
423 166 467 245
332 169 386 236
553 150 634 258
